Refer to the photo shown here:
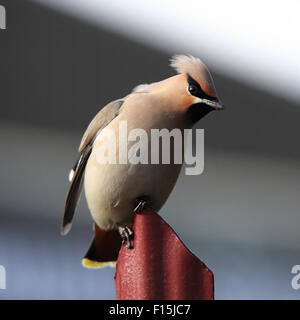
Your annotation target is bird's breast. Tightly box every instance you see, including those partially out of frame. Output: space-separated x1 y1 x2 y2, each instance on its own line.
84 97 185 229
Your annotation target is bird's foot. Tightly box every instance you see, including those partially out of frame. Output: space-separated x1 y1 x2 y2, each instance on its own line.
133 199 147 214
118 226 134 249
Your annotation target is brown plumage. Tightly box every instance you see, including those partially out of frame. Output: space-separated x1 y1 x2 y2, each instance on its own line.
61 54 224 268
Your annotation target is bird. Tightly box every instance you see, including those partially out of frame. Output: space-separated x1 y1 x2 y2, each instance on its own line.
61 54 224 268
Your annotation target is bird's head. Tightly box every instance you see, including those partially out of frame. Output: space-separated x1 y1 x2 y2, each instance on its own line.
169 54 224 123
132 54 224 124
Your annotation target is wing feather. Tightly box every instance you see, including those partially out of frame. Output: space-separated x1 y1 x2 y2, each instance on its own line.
61 100 124 235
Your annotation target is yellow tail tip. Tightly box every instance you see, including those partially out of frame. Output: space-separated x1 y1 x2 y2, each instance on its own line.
82 258 116 269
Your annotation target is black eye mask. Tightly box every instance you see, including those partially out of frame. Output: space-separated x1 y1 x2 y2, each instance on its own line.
187 74 217 101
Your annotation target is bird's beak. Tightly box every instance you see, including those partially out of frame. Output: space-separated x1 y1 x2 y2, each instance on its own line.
202 99 225 111
193 97 224 110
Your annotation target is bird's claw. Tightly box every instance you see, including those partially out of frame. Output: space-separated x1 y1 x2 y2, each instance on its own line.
118 226 134 249
133 199 147 214
117 199 148 249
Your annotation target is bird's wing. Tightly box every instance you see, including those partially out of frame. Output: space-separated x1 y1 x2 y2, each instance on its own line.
79 99 124 152
61 100 124 236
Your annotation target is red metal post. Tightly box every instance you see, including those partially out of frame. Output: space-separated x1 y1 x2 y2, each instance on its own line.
115 206 214 300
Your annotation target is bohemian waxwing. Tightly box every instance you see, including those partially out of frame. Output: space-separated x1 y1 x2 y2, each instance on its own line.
62 54 224 268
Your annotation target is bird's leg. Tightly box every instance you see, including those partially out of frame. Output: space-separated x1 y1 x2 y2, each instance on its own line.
118 225 134 249
117 198 148 249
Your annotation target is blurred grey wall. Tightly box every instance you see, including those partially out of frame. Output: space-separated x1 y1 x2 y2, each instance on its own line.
0 0 300 299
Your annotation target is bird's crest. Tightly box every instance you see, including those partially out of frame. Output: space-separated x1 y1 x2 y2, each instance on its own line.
170 54 206 75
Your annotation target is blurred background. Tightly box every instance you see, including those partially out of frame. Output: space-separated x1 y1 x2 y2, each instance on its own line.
0 0 300 299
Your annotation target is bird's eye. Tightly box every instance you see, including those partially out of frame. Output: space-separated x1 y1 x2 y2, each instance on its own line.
188 84 198 95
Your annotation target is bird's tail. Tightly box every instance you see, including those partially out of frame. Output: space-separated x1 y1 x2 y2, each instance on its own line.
82 223 122 268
